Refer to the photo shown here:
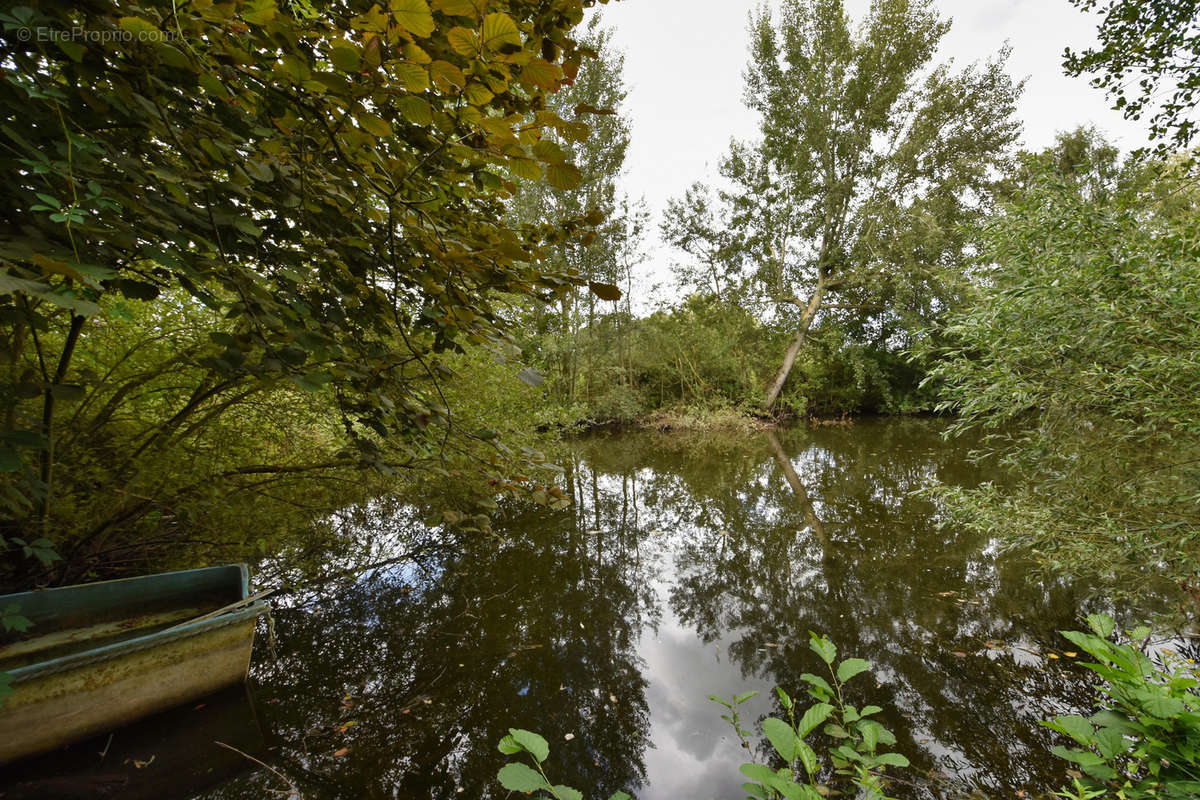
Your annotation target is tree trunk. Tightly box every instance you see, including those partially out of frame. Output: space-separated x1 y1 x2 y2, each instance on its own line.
764 284 825 411
37 314 87 524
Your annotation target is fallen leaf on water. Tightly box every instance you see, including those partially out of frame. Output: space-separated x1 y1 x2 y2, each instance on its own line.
1047 653 1060 659
938 591 955 597
951 651 968 658
1064 652 1077 657
564 733 575 741
333 748 349 757
609 694 617 703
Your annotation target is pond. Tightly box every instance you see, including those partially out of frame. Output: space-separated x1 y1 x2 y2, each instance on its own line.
3 418 1185 799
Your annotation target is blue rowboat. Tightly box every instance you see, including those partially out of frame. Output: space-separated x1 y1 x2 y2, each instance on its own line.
0 564 269 764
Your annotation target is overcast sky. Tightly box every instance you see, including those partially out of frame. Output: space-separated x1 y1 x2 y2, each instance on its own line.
591 0 1153 304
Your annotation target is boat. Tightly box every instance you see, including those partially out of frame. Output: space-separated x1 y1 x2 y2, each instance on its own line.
0 564 270 764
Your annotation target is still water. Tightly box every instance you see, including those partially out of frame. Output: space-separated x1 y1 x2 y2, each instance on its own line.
5 419 1185 799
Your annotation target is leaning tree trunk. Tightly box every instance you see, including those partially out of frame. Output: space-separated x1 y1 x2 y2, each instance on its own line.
764 285 825 411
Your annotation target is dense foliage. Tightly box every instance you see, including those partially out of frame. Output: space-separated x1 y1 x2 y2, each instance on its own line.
1043 614 1200 800
0 0 618 585
927 130 1200 588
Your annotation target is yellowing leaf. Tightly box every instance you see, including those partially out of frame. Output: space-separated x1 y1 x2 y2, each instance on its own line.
396 63 430 92
402 42 432 63
532 140 566 164
480 12 521 51
446 26 478 56
545 162 581 190
464 82 494 105
521 57 562 89
507 157 542 181
433 0 486 16
397 95 433 125
119 16 158 35
358 113 392 137
242 0 277 24
429 60 466 89
389 0 435 37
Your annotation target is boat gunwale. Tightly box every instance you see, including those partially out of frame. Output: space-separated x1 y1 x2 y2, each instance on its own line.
1 565 268 685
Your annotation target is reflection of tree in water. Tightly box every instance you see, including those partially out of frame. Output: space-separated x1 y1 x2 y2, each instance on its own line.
603 421 1175 797
197 420 1187 800
203 478 657 800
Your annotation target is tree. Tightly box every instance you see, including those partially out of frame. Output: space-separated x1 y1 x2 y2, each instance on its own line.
926 132 1200 589
505 16 638 408
0 0 615 578
1064 0 1200 156
663 0 1021 411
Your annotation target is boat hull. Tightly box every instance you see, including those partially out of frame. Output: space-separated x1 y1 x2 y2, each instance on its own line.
0 565 266 764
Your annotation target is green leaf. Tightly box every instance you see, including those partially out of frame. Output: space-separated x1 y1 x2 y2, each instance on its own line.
1042 715 1095 747
808 633 836 665
1085 614 1115 639
739 763 785 792
762 717 799 762
496 762 548 793
796 740 818 777
1050 745 1106 768
551 787 582 800
606 793 632 800
734 690 760 705
836 657 871 683
797 702 834 738
508 729 549 763
497 734 521 755
875 752 910 768
1140 694 1186 718
1093 726 1128 759
330 42 361 73
799 673 833 700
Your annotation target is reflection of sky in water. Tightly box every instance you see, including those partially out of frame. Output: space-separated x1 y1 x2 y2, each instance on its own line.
171 418 1188 800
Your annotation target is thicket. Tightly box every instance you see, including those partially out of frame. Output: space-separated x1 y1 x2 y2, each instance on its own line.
0 0 618 588
926 130 1200 589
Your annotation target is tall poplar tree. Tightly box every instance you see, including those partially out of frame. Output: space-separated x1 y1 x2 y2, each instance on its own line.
665 0 1022 410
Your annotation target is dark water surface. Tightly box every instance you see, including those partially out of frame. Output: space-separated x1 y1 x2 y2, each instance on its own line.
5 419 1184 799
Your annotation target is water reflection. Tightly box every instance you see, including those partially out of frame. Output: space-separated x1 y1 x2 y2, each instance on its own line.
192 418 1180 800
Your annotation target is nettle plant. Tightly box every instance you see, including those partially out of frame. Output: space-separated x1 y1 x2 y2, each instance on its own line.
495 728 630 800
1042 614 1200 800
712 633 910 800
